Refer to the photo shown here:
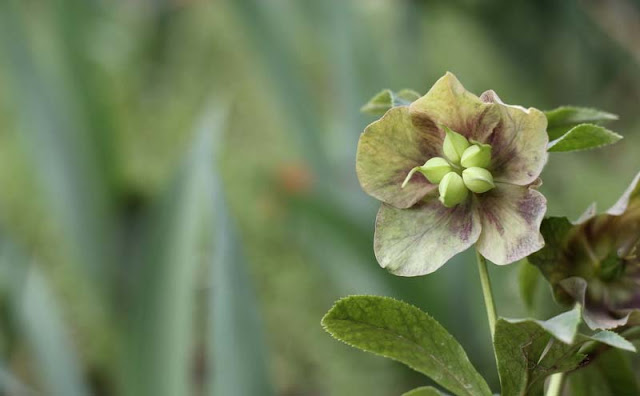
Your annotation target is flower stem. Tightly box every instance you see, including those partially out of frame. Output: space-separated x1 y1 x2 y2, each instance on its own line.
546 373 565 396
475 249 497 339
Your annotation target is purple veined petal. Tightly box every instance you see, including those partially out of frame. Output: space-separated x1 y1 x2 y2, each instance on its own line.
560 277 631 330
479 90 549 186
374 195 481 276
409 72 501 146
475 182 546 265
356 106 441 208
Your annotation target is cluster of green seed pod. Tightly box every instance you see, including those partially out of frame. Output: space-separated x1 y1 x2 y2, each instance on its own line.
402 126 495 207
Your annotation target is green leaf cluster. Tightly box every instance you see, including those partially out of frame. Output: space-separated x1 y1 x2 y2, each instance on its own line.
544 106 622 152
323 296 638 396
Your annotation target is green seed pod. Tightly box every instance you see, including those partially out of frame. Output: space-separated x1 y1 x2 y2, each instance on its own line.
461 143 491 169
438 172 469 207
420 157 452 184
462 167 495 193
442 126 470 165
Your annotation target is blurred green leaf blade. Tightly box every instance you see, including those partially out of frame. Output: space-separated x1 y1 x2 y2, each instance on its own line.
0 0 115 278
361 89 421 115
322 296 492 396
20 268 91 396
518 259 540 312
402 386 445 396
0 363 35 396
569 348 640 396
547 124 622 152
208 110 275 396
123 107 223 396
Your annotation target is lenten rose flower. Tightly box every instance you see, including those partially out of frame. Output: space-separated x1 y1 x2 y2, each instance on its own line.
356 72 548 276
529 171 640 329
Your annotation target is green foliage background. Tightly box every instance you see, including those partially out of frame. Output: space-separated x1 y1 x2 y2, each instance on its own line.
0 0 638 395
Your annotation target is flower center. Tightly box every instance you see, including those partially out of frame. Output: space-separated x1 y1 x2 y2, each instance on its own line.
402 126 495 208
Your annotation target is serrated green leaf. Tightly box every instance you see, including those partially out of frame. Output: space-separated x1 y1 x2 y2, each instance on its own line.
361 89 421 115
589 330 636 352
544 106 618 139
322 296 491 396
547 124 622 152
494 307 584 396
402 386 445 396
518 259 540 312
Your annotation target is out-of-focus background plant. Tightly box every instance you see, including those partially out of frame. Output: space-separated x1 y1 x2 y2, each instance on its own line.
0 0 638 395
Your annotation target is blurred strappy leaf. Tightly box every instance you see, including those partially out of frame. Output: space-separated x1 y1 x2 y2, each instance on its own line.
20 268 92 396
122 107 221 396
208 106 275 396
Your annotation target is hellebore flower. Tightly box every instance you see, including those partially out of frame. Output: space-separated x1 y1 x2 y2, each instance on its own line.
356 72 548 276
529 172 640 329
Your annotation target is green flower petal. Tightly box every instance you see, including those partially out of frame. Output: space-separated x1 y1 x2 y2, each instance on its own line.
356 106 441 208
374 197 481 276
476 183 546 265
607 171 640 215
409 72 501 148
479 90 548 186
529 172 640 329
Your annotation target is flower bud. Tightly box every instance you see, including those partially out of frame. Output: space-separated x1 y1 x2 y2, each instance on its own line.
461 143 491 169
442 126 469 165
462 167 495 193
438 172 469 207
419 157 452 184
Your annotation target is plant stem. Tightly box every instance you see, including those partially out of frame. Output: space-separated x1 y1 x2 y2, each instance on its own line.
475 249 497 339
546 373 565 396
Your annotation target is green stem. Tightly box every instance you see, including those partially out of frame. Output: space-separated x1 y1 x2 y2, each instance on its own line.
475 249 497 339
546 373 565 396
